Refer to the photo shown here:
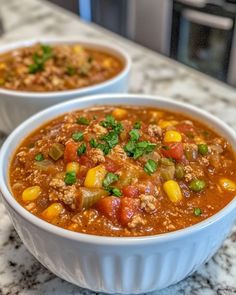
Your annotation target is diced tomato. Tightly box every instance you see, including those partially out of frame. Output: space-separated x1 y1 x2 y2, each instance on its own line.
64 141 78 163
96 197 121 221
176 123 194 134
78 155 94 168
137 181 155 195
118 197 140 226
105 158 120 172
161 142 184 161
122 185 139 198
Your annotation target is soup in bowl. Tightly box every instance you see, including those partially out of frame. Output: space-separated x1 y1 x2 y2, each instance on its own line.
0 39 131 133
0 94 236 294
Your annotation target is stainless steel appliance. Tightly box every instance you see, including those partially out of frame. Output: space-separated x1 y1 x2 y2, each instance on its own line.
171 0 236 86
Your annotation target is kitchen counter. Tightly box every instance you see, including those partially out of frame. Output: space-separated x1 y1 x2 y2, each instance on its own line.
0 0 236 294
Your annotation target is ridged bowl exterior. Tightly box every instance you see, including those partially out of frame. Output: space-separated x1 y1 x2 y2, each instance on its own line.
1 94 236 294
0 38 131 134
2 198 235 294
0 77 129 134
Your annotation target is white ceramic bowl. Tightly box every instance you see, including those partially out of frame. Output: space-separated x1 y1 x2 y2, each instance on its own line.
0 38 131 134
0 94 236 294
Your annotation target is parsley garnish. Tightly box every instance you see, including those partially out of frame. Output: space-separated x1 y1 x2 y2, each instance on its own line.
103 172 119 188
101 131 119 148
129 129 140 141
97 143 110 155
100 114 123 134
110 187 122 197
29 44 53 74
35 153 44 161
77 143 86 156
124 140 156 159
64 171 76 185
72 132 83 142
144 159 158 175
76 117 90 125
90 138 98 148
134 121 141 129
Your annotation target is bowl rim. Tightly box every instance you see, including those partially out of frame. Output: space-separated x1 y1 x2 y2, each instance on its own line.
1 93 236 246
0 37 131 98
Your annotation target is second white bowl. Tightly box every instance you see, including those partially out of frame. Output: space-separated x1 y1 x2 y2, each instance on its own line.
0 38 131 133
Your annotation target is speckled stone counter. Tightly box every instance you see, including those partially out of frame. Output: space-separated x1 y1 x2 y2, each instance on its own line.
0 0 236 294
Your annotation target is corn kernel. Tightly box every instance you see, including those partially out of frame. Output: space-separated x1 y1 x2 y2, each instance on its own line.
164 130 182 142
159 120 178 129
149 111 164 122
73 45 83 54
42 203 63 220
194 136 205 144
163 180 183 202
0 63 6 70
219 178 236 192
112 108 128 120
102 58 112 68
66 162 80 174
84 165 107 188
22 186 41 202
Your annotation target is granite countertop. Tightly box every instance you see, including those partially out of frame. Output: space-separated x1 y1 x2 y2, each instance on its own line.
0 0 236 294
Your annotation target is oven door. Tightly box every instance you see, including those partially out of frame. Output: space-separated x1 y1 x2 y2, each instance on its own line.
172 8 234 81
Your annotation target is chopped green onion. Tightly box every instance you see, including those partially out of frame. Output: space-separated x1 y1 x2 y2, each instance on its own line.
72 132 84 142
194 207 202 216
189 179 206 192
198 144 208 156
64 171 76 185
35 153 44 161
76 117 90 125
77 143 86 156
144 159 158 175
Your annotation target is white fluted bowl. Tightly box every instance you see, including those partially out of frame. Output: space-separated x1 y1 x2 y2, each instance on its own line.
0 38 131 134
0 94 236 294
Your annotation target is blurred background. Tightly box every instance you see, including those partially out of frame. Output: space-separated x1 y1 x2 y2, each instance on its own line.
47 0 236 87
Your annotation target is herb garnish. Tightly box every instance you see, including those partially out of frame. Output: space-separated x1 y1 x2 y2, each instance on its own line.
102 173 121 196
103 172 119 188
124 140 156 159
64 171 76 185
162 145 170 150
129 129 140 141
77 143 86 156
100 114 123 134
76 117 90 125
90 138 98 148
29 45 53 74
144 159 158 175
72 132 84 142
134 121 141 129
